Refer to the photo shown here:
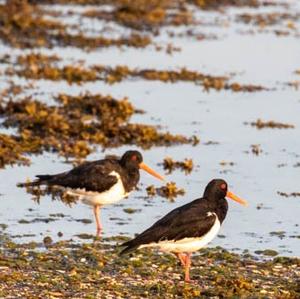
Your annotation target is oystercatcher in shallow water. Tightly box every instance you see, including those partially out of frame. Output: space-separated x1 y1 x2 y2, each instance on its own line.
120 179 248 282
18 150 164 236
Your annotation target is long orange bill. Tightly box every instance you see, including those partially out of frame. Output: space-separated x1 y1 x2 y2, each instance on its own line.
139 162 165 181
226 191 248 206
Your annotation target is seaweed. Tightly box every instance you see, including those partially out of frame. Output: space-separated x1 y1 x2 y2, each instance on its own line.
0 234 299 298
277 191 300 198
7 53 268 92
146 182 185 201
160 157 194 174
247 119 295 129
0 1 152 49
0 93 197 166
0 134 30 168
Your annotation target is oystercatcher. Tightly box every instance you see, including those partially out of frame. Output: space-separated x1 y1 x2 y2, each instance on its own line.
120 179 248 282
18 150 164 236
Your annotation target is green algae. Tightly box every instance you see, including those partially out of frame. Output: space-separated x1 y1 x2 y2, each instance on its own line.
0 234 299 298
123 208 141 214
255 249 279 257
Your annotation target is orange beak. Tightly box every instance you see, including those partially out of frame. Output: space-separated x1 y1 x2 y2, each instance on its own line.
226 191 248 206
139 162 165 181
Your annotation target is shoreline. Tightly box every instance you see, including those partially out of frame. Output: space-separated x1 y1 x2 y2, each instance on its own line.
0 234 299 298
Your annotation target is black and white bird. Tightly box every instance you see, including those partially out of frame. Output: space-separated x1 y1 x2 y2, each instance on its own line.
18 150 164 236
120 179 248 282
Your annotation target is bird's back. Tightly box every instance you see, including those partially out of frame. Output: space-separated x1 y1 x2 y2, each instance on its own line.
121 197 221 254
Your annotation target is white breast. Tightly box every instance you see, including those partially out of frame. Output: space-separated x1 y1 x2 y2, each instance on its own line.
66 171 129 206
140 213 221 253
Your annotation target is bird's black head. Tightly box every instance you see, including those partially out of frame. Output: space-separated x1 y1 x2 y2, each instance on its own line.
203 179 248 207
120 150 164 181
120 150 143 168
203 179 228 200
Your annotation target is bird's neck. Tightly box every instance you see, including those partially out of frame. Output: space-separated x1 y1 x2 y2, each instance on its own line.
204 196 228 224
214 198 228 224
121 167 140 192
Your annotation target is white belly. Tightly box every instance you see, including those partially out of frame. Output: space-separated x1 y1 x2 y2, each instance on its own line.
66 171 129 206
140 215 221 253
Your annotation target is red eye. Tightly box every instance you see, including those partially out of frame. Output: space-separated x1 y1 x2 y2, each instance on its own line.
220 183 227 190
131 155 137 161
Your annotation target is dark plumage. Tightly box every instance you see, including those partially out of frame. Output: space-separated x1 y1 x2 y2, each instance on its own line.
18 150 164 236
120 179 247 282
19 151 143 193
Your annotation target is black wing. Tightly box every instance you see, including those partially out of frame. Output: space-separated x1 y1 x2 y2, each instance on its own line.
19 160 119 193
121 197 216 254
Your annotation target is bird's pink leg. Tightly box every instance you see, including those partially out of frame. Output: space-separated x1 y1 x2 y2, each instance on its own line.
175 252 192 282
175 253 186 267
184 253 192 283
93 205 102 236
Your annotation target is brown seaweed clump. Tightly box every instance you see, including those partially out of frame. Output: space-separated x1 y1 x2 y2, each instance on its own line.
0 0 64 48
84 0 194 32
287 70 300 90
7 53 267 92
250 144 262 156
131 68 266 92
237 12 300 27
219 160 235 166
161 157 194 174
277 191 300 198
29 0 262 7
5 53 100 83
227 82 266 92
248 119 295 129
0 0 152 49
0 134 30 168
0 93 197 165
33 0 264 35
20 183 79 205
236 11 300 37
0 0 279 52
7 53 100 85
191 0 260 9
146 182 185 201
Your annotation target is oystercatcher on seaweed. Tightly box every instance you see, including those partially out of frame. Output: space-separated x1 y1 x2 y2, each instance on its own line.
18 150 164 236
120 179 248 282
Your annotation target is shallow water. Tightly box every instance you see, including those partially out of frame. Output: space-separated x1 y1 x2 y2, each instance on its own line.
0 1 299 256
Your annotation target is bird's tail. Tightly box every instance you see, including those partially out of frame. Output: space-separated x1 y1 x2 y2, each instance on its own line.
17 175 54 188
119 240 139 255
